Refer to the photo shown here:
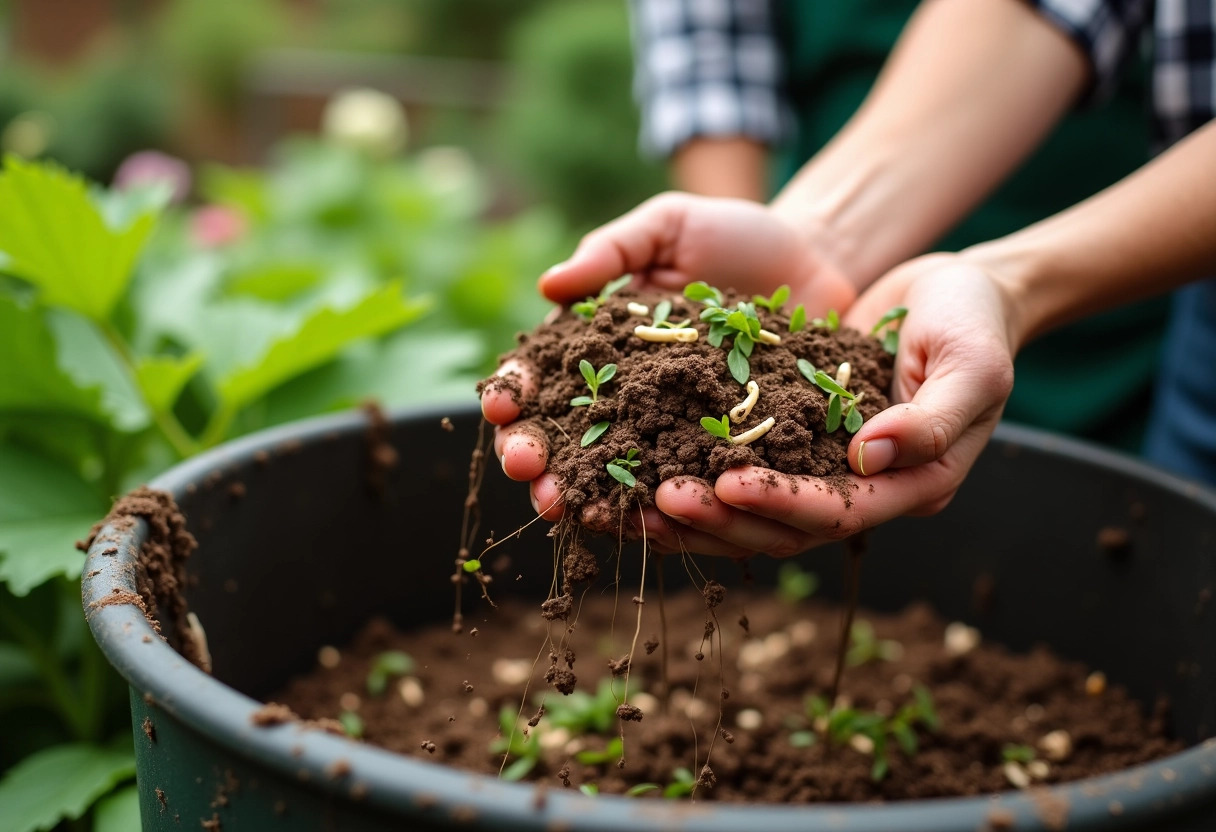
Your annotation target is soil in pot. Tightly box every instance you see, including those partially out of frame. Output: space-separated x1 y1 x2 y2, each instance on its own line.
268 579 1182 803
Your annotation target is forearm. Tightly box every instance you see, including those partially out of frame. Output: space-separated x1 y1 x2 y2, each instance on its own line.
971 120 1216 349
672 137 769 201
771 0 1087 290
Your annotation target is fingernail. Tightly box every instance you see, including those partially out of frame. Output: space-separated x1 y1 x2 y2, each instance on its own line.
540 260 567 279
666 514 691 525
500 453 508 473
857 438 896 476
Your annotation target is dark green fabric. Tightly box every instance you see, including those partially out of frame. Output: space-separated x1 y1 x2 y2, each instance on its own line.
773 0 1167 451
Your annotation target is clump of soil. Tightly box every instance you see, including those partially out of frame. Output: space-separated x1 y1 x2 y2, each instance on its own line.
480 289 893 530
272 586 1181 803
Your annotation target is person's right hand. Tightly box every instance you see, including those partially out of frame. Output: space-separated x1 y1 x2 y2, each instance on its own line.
482 192 860 526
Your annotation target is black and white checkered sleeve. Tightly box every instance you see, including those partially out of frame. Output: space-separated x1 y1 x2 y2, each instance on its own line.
630 0 791 158
1031 0 1154 101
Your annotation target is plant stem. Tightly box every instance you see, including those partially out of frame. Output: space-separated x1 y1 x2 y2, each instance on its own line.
0 601 92 740
97 321 199 459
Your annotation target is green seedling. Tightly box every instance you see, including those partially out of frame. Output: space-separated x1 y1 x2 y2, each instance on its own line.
789 304 807 333
805 685 938 781
685 281 768 383
871 306 908 354
683 281 724 306
579 783 600 797
572 275 632 319
753 285 790 313
625 783 661 797
788 730 817 748
845 620 903 667
366 650 415 696
462 559 482 573
812 309 840 331
798 360 864 434
663 767 697 799
339 710 364 739
700 413 731 441
651 299 692 330
571 360 617 406
606 448 642 488
1002 744 1036 764
581 421 610 447
575 737 624 766
544 678 632 736
491 706 543 781
777 562 819 604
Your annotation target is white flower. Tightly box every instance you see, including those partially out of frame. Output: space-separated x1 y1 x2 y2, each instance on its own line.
321 88 408 159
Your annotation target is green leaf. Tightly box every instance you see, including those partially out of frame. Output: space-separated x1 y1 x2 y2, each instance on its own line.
882 330 899 355
871 306 908 335
813 371 854 400
683 281 722 306
826 394 842 433
600 275 632 299
606 463 636 488
892 722 918 755
789 305 806 332
734 332 754 357
226 262 323 302
700 415 730 439
216 282 427 415
581 421 610 447
653 300 671 326
1002 744 1035 764
374 650 414 676
0 743 136 832
726 310 750 332
845 403 863 434
596 363 617 385
706 322 727 348
570 396 593 407
501 756 536 781
135 353 205 413
339 711 363 738
462 559 482 573
45 312 149 432
727 347 750 384
789 730 816 748
0 156 156 321
93 784 140 832
579 783 599 796
769 285 790 311
914 685 939 731
626 783 660 797
572 301 597 320
579 359 597 390
777 563 818 603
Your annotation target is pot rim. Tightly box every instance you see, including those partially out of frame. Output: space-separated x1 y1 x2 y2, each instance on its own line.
82 406 1216 831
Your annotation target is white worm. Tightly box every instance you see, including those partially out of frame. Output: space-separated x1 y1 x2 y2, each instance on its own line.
627 302 650 317
634 325 699 343
730 416 775 446
730 380 760 422
757 329 782 345
835 361 852 390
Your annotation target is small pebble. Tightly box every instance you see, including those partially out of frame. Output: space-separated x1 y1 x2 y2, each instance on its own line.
318 646 341 668
849 735 875 755
1004 761 1031 789
1025 703 1046 723
944 622 981 656
735 709 763 730
1039 729 1072 761
398 678 424 707
1086 671 1107 696
1027 760 1050 780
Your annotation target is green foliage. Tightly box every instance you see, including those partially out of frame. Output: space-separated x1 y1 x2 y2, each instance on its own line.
491 706 542 781
812 309 840 331
462 559 482 573
752 285 790 313
570 359 617 406
650 299 691 330
871 306 908 354
339 711 364 739
579 783 599 796
544 678 629 736
366 651 415 697
0 743 136 832
776 563 819 604
663 767 697 798
805 686 939 781
799 361 864 435
1002 744 1036 764
845 620 903 667
575 737 623 766
700 414 731 441
606 448 641 488
685 282 767 384
581 421 610 448
571 275 631 321
788 304 807 333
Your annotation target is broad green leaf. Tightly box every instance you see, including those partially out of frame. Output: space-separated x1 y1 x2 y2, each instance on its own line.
579 359 597 390
0 743 136 832
46 311 149 432
0 296 106 424
813 371 854 400
135 353 204 412
0 156 155 321
653 300 671 325
596 363 617 385
684 281 722 306
845 403 864 434
216 283 427 414
700 415 729 439
797 358 816 383
789 305 806 333
570 396 593 407
0 443 105 595
600 275 632 299
727 346 750 384
826 394 842 433
199 163 270 221
581 421 609 447
225 262 322 301
93 784 141 832
606 463 635 488
501 756 536 781
871 306 908 334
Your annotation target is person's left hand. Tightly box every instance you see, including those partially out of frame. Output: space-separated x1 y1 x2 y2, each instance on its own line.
642 253 1020 557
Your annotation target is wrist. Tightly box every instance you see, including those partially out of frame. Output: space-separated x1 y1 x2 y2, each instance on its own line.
960 239 1047 352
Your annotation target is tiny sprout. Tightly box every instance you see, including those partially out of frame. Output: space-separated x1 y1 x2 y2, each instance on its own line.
367 650 415 696
663 767 696 799
575 737 624 766
846 620 903 667
684 281 724 307
701 414 731 441
871 306 908 354
1002 744 1036 764
789 304 807 333
777 562 818 604
812 309 841 331
339 710 364 738
462 559 482 572
579 783 600 797
800 362 864 434
651 299 692 330
606 448 641 488
626 783 661 797
492 706 542 780
581 421 610 447
571 359 617 406
572 275 632 320
753 285 791 313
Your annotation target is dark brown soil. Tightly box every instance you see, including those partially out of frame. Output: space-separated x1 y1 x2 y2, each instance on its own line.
480 289 893 530
271 585 1180 803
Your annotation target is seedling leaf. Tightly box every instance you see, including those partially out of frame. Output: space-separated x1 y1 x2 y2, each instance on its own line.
626 783 661 797
754 285 790 313
653 300 672 325
789 304 807 332
502 757 536 781
579 360 597 389
826 394 842 432
601 275 632 299
844 402 863 434
339 711 364 738
813 371 854 399
596 364 617 385
796 358 817 383
606 463 636 488
572 301 597 320
581 421 610 447
579 783 599 796
462 559 482 573
727 346 750 384
684 281 723 306
1002 744 1035 764
777 563 818 604
700 414 731 440
571 396 593 407
871 306 907 334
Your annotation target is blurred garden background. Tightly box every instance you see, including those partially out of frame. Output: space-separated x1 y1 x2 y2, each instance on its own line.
0 2 665 829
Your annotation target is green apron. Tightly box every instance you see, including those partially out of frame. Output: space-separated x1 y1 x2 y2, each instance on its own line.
774 0 1167 451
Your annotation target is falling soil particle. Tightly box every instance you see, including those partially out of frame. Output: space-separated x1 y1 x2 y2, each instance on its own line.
201 815 221 831
142 716 156 742
156 788 167 810
616 704 643 722
441 417 455 432
643 637 659 654
485 289 892 532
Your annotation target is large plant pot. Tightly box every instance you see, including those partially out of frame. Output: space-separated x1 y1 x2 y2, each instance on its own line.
83 405 1216 831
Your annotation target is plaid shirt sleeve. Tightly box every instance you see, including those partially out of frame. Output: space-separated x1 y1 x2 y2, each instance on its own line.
1031 0 1154 102
630 0 791 158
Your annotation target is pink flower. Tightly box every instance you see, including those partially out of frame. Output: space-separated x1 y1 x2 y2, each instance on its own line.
190 205 247 248
113 151 192 204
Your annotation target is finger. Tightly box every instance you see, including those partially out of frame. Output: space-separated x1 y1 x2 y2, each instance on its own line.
655 477 818 558
481 359 536 425
537 194 687 303
529 475 565 522
495 424 549 482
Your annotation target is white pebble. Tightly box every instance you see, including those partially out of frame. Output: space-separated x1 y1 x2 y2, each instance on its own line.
1039 729 1073 761
735 709 763 730
738 640 770 671
849 734 875 755
632 692 659 715
1004 761 1031 789
762 632 792 661
944 622 981 656
398 677 425 707
1027 760 1050 780
627 302 650 316
540 727 570 750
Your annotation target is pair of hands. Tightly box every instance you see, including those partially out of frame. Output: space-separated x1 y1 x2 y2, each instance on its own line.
481 193 1017 557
